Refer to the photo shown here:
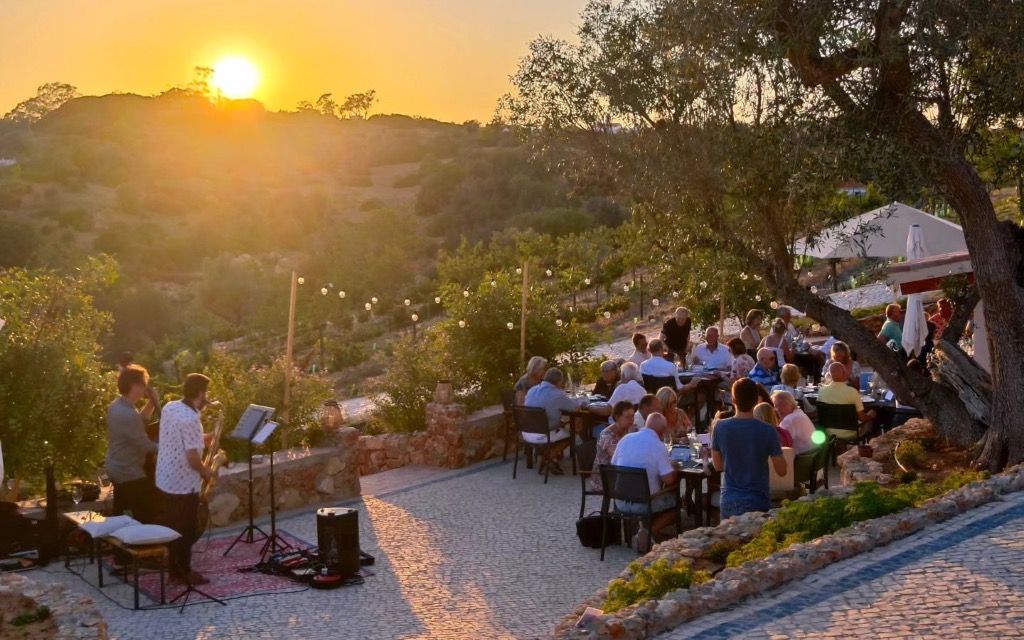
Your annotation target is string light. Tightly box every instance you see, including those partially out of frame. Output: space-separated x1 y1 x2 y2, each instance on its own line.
556 319 564 327
434 296 441 304
404 299 411 306
793 259 801 271
411 314 419 322
812 323 821 332
321 287 328 296
603 311 611 319
652 298 660 307
755 295 762 302
754 275 762 281
371 296 378 304
584 278 591 286
297 277 305 285
458 320 466 328
546 269 553 277
699 281 707 289
507 322 514 330
339 291 346 299
516 267 522 275
623 285 630 293
671 291 678 297
364 302 372 311
810 286 818 294
741 273 748 280
491 280 497 287
463 290 470 298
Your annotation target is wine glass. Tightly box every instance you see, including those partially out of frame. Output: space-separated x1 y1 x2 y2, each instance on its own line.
868 373 879 397
71 485 83 508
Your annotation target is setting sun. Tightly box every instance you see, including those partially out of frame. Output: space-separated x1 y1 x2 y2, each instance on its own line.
211 56 260 99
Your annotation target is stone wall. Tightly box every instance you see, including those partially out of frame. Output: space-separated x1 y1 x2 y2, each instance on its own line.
209 403 508 526
206 427 361 528
838 418 937 485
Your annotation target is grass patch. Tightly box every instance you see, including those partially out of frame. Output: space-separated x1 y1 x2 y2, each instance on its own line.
13 605 51 626
605 560 710 613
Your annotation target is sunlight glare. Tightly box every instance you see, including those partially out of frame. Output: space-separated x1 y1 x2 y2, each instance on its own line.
212 56 260 99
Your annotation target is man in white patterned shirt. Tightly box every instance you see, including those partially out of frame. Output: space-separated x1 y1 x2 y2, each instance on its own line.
156 373 214 586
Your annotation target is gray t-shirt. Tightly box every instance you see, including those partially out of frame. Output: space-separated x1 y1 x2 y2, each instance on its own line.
105 397 158 484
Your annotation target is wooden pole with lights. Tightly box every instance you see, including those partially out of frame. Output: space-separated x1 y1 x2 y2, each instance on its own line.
520 261 529 368
282 271 298 448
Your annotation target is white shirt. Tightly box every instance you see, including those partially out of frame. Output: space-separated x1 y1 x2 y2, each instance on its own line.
639 356 681 389
780 409 817 454
627 349 651 366
156 400 205 495
608 380 647 407
693 343 735 371
611 427 675 494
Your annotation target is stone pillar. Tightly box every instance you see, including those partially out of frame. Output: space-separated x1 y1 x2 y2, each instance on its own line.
426 402 467 468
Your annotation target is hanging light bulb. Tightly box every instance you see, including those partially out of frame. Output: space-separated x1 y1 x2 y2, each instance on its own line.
297 277 305 285
754 275 762 281
321 287 328 296
812 323 821 332
328 283 334 288
755 295 762 302
516 267 522 275
741 273 748 280
404 299 411 306
411 314 419 322
810 286 818 294
371 296 379 304
463 290 470 298
623 285 630 293
507 322 514 330
556 319 564 327
545 269 553 277
364 302 372 311
584 278 591 286
671 291 678 297
458 320 466 328
793 259 801 271
652 298 660 307
491 280 497 287
434 296 441 304
699 281 707 289
339 291 346 299
604 311 611 319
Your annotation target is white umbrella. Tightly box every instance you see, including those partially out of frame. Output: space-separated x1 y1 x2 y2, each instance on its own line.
902 224 930 357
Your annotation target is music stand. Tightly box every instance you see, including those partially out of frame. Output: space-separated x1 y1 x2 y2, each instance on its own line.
169 580 226 613
223 405 274 558
254 421 292 558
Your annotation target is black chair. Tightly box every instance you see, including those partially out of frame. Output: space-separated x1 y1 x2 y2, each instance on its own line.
500 389 516 462
575 439 602 519
816 402 872 466
597 464 682 561
642 374 677 394
512 406 565 484
793 433 834 494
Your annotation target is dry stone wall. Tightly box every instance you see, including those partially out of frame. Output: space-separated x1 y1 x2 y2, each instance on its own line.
0 572 107 639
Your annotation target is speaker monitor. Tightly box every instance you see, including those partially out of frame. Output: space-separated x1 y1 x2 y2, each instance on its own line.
316 507 360 577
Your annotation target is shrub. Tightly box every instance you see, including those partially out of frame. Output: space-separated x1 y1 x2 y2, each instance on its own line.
705 539 743 564
895 440 927 470
598 295 631 315
604 560 710 613
392 171 421 187
327 339 367 370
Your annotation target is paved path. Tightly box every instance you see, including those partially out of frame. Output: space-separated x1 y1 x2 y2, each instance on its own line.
35 460 635 640
660 490 1024 639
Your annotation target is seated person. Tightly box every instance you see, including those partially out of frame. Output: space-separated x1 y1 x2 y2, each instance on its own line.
753 401 793 448
591 400 634 493
634 393 661 431
593 360 620 399
877 303 904 349
727 338 755 382
627 332 652 366
515 356 548 405
609 412 679 535
822 341 861 386
772 390 817 454
747 348 780 388
523 367 583 474
817 362 876 438
692 327 735 372
711 379 788 519
608 362 648 407
759 318 793 365
771 363 815 416
655 386 692 438
640 339 682 390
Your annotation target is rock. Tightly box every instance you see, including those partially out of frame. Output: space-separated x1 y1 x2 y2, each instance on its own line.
325 456 344 475
208 492 241 527
363 437 385 451
277 488 303 510
315 474 335 494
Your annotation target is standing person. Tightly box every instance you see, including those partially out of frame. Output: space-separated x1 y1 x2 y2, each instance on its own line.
659 307 692 364
106 365 161 524
930 298 953 341
157 373 214 586
514 356 548 405
626 333 651 367
711 379 788 519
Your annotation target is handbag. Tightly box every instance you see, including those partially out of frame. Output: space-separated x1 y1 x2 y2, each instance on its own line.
575 512 621 548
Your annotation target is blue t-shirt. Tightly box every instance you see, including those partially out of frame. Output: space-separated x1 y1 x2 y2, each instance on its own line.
711 417 783 512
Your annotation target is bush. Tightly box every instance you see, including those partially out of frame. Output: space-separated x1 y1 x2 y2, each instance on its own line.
895 440 927 470
327 339 367 370
598 295 631 315
40 208 94 231
604 560 710 613
392 171 421 187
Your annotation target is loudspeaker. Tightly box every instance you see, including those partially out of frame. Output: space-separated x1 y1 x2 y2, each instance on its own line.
316 507 360 577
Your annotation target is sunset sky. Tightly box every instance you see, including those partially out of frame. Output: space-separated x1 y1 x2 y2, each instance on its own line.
0 0 588 122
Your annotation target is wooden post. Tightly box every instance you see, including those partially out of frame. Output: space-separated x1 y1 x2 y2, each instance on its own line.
520 261 529 368
718 273 726 335
282 271 298 448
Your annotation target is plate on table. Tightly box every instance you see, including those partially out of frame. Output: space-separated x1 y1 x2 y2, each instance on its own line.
589 401 610 409
860 396 877 403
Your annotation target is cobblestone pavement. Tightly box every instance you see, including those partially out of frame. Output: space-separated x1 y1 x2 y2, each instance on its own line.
661 490 1024 639
35 460 635 640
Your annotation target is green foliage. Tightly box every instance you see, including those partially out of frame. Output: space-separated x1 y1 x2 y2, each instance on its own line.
0 257 118 483
0 217 40 267
367 333 461 434
201 351 334 455
726 475 984 569
12 605 51 626
704 539 744 565
39 208 94 231
598 295 631 315
327 339 367 370
895 440 927 471
604 560 710 613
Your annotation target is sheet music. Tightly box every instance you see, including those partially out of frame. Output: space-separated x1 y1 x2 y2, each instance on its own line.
229 404 275 441
252 421 279 446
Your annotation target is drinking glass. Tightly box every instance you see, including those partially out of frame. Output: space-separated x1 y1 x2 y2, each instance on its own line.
71 485 83 506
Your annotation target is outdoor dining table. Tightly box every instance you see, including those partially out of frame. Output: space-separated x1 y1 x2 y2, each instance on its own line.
674 458 719 528
677 369 728 431
562 394 611 442
803 387 922 431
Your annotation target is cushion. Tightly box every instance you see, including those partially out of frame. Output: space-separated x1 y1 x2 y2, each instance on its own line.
109 524 181 546
79 515 140 538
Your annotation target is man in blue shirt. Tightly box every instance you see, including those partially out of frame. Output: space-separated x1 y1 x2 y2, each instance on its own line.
711 378 787 518
747 348 780 388
524 368 585 474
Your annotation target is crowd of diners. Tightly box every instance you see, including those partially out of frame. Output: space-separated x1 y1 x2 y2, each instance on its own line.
512 299 949 533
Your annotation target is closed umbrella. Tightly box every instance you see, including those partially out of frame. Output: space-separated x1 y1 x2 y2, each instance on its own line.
902 224 930 357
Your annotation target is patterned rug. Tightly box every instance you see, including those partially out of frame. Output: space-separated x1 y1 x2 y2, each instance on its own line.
102 530 314 603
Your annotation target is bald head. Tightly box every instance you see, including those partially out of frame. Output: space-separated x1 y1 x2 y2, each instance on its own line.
828 361 847 383
645 412 668 436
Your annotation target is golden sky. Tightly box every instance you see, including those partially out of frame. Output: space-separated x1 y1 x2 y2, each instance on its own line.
0 0 588 122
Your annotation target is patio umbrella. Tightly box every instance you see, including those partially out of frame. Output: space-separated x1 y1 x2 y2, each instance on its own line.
902 224 930 357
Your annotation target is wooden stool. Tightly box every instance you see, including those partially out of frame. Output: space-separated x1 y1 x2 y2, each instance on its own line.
97 537 167 609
